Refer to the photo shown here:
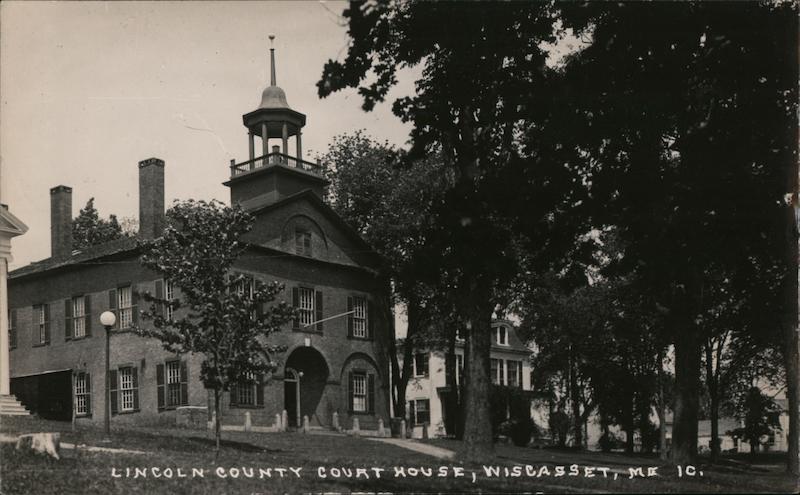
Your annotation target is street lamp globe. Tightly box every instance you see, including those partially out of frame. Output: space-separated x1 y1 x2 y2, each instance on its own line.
100 311 116 328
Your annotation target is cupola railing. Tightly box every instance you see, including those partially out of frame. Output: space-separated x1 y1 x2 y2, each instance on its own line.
230 152 324 178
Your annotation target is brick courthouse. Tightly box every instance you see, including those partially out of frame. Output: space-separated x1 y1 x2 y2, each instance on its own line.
7 45 392 431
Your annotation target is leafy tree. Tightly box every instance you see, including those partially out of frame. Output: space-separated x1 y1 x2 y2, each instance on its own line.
321 131 453 419
729 387 783 458
72 197 127 249
319 0 563 460
136 200 295 452
553 1 798 465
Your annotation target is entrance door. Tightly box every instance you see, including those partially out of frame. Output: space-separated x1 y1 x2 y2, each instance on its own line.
284 368 299 427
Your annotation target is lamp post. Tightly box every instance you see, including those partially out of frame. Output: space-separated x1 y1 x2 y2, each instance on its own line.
100 311 116 436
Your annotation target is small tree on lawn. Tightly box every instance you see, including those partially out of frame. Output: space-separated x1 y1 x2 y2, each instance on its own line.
136 199 295 452
730 386 783 458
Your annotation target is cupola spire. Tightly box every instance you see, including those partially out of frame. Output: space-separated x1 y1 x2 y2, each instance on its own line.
269 34 276 86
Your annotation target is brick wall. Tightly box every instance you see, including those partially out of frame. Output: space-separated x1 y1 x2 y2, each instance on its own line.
9 241 391 429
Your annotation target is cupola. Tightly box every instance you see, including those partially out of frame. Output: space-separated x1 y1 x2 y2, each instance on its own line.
224 36 328 210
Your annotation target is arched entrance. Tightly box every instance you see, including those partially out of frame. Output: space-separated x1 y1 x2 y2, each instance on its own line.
284 347 329 427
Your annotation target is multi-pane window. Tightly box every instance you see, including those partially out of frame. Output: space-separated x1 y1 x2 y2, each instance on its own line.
72 296 86 338
507 360 522 388
166 361 181 407
119 367 136 412
298 288 315 327
409 399 430 425
491 358 505 385
295 230 312 256
237 372 257 406
118 286 133 329
413 353 429 377
495 326 508 346
34 304 48 345
164 280 174 320
74 372 91 416
352 372 367 412
352 296 367 338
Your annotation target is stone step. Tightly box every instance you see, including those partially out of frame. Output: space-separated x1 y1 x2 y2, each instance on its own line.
0 395 30 416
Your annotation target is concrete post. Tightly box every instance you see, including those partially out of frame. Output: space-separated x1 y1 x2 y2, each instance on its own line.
208 411 216 431
275 413 282 431
303 415 309 433
378 418 385 438
400 419 406 439
352 417 360 434
282 409 288 431
332 411 339 431
244 411 252 432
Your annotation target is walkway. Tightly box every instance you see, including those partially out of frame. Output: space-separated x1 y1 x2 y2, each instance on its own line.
365 437 455 460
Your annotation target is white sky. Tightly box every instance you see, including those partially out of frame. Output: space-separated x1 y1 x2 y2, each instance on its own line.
0 1 418 270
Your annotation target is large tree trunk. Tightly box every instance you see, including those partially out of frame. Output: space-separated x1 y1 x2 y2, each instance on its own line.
444 328 461 437
569 346 583 449
460 292 493 460
658 347 668 461
214 387 221 455
394 299 420 419
705 340 720 463
783 102 799 475
672 318 701 464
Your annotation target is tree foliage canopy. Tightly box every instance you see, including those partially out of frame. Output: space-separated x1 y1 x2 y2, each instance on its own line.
137 200 295 391
72 197 127 250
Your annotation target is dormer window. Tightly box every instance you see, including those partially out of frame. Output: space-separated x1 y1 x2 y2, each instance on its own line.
495 325 508 346
295 229 312 256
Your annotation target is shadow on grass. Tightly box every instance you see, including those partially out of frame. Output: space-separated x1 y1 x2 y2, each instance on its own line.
183 436 283 453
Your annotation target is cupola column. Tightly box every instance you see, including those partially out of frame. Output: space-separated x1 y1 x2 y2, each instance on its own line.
262 123 269 163
249 132 255 161
296 129 303 161
282 122 289 155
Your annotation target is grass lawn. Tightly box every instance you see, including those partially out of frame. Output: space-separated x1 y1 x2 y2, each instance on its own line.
1 417 797 494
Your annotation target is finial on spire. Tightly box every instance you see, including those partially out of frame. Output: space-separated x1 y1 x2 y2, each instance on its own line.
269 34 276 87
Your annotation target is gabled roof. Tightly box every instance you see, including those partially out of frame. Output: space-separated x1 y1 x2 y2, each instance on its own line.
0 205 28 238
246 189 379 258
9 237 139 280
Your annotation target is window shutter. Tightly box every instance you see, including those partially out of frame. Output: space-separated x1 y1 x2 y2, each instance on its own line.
368 374 375 414
86 373 92 415
348 372 354 413
230 382 238 407
109 370 118 414
44 304 51 344
315 290 323 332
131 287 139 325
180 361 189 406
292 287 299 329
84 295 92 336
347 297 354 337
256 374 264 407
367 300 374 339
132 367 140 410
155 280 164 317
65 299 73 340
108 289 117 328
408 400 416 425
156 364 165 410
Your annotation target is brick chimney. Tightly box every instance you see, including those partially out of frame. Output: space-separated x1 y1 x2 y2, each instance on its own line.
50 185 73 259
138 158 165 239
